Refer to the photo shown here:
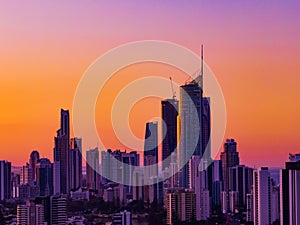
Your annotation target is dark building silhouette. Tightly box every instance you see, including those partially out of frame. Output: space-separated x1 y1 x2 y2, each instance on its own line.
69 138 82 190
36 158 52 196
280 154 300 225
29 150 40 183
143 122 158 166
161 99 178 171
53 109 70 194
0 160 11 200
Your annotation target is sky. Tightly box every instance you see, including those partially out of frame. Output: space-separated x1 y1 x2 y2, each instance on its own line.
0 0 300 167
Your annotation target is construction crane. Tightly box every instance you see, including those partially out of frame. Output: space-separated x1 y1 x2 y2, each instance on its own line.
169 77 176 99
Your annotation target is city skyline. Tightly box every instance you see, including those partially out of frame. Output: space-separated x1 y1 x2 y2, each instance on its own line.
1 1 300 167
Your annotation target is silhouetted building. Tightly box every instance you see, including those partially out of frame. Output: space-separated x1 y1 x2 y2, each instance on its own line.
29 150 40 183
144 121 158 177
220 139 240 192
69 137 82 190
228 165 253 209
0 160 11 200
53 109 70 194
36 158 52 196
280 154 300 225
161 99 178 170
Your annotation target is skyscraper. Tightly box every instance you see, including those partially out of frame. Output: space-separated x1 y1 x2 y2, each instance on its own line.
144 122 158 165
178 80 203 188
53 109 70 194
220 139 239 192
220 139 239 212
189 155 210 221
178 47 204 188
280 154 300 225
228 165 253 209
36 158 52 196
20 163 33 185
253 167 279 225
0 160 11 200
161 99 178 171
86 147 100 190
29 150 40 183
69 137 82 190
202 97 211 160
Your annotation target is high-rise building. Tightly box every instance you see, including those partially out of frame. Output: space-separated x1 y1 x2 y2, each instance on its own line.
69 137 82 190
0 160 11 200
178 79 203 188
228 165 253 209
189 155 210 220
29 150 40 182
165 188 196 225
253 167 279 225
50 195 67 225
161 99 178 171
280 154 300 225
211 160 223 211
17 201 45 225
144 121 158 178
86 147 100 190
29 150 40 183
53 109 70 194
202 97 211 161
220 139 240 192
20 163 33 185
36 158 52 196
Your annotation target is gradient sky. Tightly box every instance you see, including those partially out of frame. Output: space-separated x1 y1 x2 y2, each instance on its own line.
1 1 300 167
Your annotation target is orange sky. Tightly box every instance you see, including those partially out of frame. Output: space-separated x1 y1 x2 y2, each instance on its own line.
1 1 300 167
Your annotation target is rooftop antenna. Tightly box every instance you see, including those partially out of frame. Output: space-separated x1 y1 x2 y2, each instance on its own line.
169 76 176 99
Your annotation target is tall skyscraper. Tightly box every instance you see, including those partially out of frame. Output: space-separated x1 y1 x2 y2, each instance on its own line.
178 46 204 188
29 150 40 183
202 97 211 160
178 80 203 188
0 160 11 200
220 139 239 192
220 139 239 212
144 122 158 164
69 137 82 190
53 109 70 194
36 158 52 196
50 195 67 225
280 154 300 225
161 99 178 170
253 167 279 225
86 147 100 190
